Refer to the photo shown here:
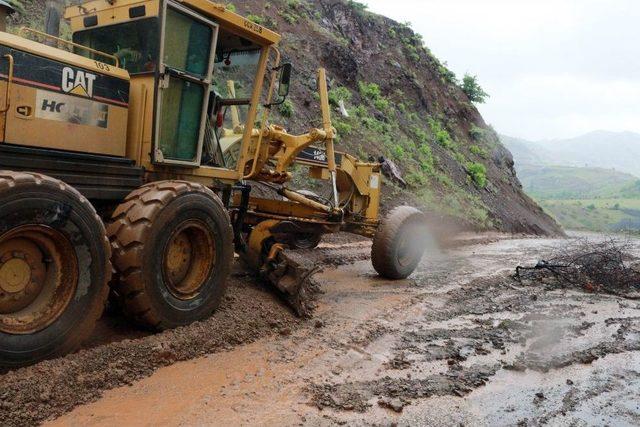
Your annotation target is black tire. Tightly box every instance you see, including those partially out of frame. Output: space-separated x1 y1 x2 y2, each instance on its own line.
107 181 233 330
371 206 428 279
289 190 322 249
290 232 323 250
0 171 111 369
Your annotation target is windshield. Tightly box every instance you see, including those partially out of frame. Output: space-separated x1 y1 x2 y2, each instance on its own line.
213 48 261 102
73 19 159 74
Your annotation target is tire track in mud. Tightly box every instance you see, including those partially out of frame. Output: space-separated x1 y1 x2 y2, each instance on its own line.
307 272 640 420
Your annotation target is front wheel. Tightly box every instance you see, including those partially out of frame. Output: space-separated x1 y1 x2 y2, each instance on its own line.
371 206 428 279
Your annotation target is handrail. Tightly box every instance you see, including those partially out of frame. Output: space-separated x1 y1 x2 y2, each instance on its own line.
0 54 14 113
242 45 281 180
19 27 120 68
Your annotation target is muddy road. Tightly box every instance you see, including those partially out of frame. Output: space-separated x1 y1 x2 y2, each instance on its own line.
2 232 640 426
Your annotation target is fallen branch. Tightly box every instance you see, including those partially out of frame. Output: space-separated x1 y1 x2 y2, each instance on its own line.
514 238 640 299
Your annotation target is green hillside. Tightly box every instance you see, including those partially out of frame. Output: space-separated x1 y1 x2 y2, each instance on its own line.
518 165 638 200
540 199 640 232
516 165 640 232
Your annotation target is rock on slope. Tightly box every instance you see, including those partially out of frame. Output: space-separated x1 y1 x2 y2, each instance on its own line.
233 0 562 235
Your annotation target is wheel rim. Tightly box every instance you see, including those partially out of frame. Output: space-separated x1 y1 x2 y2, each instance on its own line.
162 220 216 300
0 225 78 335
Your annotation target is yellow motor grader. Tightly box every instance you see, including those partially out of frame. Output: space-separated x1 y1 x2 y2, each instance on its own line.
0 0 428 368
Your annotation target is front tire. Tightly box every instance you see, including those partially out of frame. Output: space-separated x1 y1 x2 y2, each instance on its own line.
107 181 233 330
371 206 428 279
0 171 111 369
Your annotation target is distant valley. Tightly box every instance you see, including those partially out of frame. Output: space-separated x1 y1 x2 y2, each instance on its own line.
502 131 640 232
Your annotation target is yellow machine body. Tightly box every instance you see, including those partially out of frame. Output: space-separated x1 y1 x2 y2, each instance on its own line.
0 0 381 227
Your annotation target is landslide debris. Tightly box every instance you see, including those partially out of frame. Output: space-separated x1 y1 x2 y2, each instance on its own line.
515 238 640 299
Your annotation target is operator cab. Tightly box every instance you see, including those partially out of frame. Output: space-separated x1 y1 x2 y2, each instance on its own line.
66 0 281 175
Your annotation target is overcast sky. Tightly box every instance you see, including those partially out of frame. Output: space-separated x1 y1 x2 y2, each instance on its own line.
363 0 640 141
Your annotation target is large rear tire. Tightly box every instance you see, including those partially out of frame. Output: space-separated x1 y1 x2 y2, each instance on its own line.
107 181 233 330
0 171 111 369
371 206 428 279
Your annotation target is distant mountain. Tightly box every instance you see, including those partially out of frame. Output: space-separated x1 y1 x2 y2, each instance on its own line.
502 131 640 176
501 131 640 232
499 135 548 166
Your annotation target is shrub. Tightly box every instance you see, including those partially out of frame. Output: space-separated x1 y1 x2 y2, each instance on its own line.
466 162 487 188
470 144 488 158
428 118 454 149
391 144 406 160
406 171 427 187
469 125 486 141
358 81 390 111
225 3 236 12
461 74 489 104
328 86 352 106
436 172 453 187
411 126 429 144
287 0 301 8
361 115 385 133
334 120 352 137
358 81 382 100
438 63 458 85
279 11 298 24
279 99 294 117
404 43 420 62
373 97 389 111
347 0 368 12
247 14 264 24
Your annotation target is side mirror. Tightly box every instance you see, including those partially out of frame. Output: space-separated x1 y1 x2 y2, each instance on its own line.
265 63 293 107
278 63 292 98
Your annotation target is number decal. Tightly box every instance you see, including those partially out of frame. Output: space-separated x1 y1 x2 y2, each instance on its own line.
94 61 111 72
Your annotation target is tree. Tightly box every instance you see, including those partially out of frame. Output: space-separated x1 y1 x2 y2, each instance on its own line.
461 74 489 104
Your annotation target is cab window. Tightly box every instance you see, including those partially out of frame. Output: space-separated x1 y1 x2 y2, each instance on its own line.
202 31 262 169
73 19 159 74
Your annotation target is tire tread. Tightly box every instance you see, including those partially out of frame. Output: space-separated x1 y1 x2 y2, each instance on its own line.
107 181 231 330
371 206 425 279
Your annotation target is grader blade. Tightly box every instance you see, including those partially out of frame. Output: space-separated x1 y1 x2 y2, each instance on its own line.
261 247 321 318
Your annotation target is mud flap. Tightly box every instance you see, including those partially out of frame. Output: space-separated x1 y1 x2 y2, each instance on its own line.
261 246 321 318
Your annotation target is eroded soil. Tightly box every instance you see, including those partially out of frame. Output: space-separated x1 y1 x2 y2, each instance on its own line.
2 233 640 426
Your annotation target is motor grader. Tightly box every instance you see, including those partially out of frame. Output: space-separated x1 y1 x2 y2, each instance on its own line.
0 0 428 368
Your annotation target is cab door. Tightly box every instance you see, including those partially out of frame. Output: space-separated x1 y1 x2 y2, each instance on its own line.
153 1 218 166
0 53 12 142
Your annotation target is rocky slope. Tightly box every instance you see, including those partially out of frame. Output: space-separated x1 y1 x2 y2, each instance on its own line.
237 0 561 235
9 0 562 235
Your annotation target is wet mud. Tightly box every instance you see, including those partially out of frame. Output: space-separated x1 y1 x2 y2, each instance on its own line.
2 232 640 426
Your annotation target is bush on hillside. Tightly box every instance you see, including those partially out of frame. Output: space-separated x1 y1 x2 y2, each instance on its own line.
461 74 489 104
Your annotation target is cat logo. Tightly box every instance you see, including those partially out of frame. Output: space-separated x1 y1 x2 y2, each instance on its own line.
61 67 96 98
